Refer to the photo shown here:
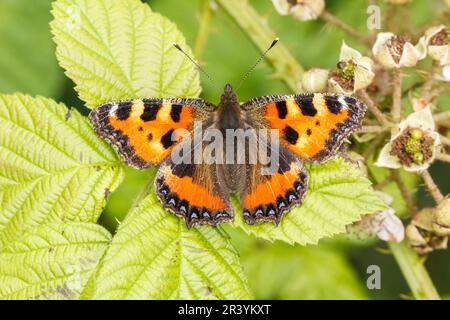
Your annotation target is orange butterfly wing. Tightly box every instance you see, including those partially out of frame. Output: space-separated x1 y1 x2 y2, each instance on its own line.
242 93 367 163
89 98 215 168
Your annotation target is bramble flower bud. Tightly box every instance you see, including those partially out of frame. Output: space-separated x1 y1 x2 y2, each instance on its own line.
348 192 404 243
406 209 448 254
372 33 426 68
419 25 450 66
433 199 450 233
406 224 429 251
300 68 329 92
375 107 441 172
271 0 325 21
328 42 375 94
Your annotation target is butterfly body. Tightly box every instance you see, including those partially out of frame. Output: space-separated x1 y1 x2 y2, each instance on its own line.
90 84 367 228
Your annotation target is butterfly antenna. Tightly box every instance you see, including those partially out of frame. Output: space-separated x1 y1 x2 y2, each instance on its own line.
236 38 279 91
172 43 220 90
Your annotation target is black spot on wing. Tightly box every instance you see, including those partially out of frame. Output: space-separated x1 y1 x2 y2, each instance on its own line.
141 102 161 122
171 163 195 178
116 102 132 120
161 129 175 149
344 96 357 106
295 94 317 116
283 126 299 145
275 101 288 119
170 104 183 122
324 95 343 114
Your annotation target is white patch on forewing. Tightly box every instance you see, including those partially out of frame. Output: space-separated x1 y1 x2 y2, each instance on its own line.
338 95 349 109
110 103 118 115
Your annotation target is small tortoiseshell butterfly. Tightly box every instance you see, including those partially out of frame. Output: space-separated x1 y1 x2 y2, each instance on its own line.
89 41 367 229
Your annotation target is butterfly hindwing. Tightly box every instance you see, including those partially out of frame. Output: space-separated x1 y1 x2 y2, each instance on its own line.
242 93 367 163
240 140 308 225
89 98 215 169
155 139 234 228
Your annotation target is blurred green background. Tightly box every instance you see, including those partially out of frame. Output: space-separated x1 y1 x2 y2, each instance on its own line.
0 0 449 299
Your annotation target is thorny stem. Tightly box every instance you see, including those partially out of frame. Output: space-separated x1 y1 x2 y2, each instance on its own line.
358 90 391 126
392 68 402 122
360 125 387 133
436 152 450 163
422 61 440 102
320 10 373 47
391 170 419 216
420 170 445 204
216 0 304 92
194 0 215 60
389 242 440 300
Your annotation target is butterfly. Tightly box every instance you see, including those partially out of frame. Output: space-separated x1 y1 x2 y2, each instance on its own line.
89 84 367 228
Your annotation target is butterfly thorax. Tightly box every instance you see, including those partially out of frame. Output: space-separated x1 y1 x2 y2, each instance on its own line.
214 84 246 191
217 84 242 131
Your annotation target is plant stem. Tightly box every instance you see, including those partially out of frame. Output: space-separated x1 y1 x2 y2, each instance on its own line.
320 10 373 47
360 125 388 133
389 242 440 300
422 61 440 102
194 0 215 60
358 90 390 126
420 170 444 204
436 152 450 163
392 68 402 122
391 170 419 216
216 0 304 92
434 111 450 124
440 135 450 147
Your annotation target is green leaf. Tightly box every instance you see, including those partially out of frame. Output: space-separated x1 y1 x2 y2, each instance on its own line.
0 94 124 248
243 243 368 299
0 222 111 300
50 0 201 108
85 192 252 300
0 0 64 97
233 158 386 245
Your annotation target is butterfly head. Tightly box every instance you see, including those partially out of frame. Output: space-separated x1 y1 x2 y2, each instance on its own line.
220 84 238 105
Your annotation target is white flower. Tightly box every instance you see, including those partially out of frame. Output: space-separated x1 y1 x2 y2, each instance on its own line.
328 42 375 94
300 68 329 92
271 0 325 21
372 32 426 68
348 192 404 243
442 66 450 82
375 107 441 172
419 25 450 66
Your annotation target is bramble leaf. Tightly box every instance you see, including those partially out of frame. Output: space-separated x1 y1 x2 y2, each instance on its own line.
0 222 111 300
51 0 201 108
233 158 386 245
85 193 252 300
0 94 124 248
